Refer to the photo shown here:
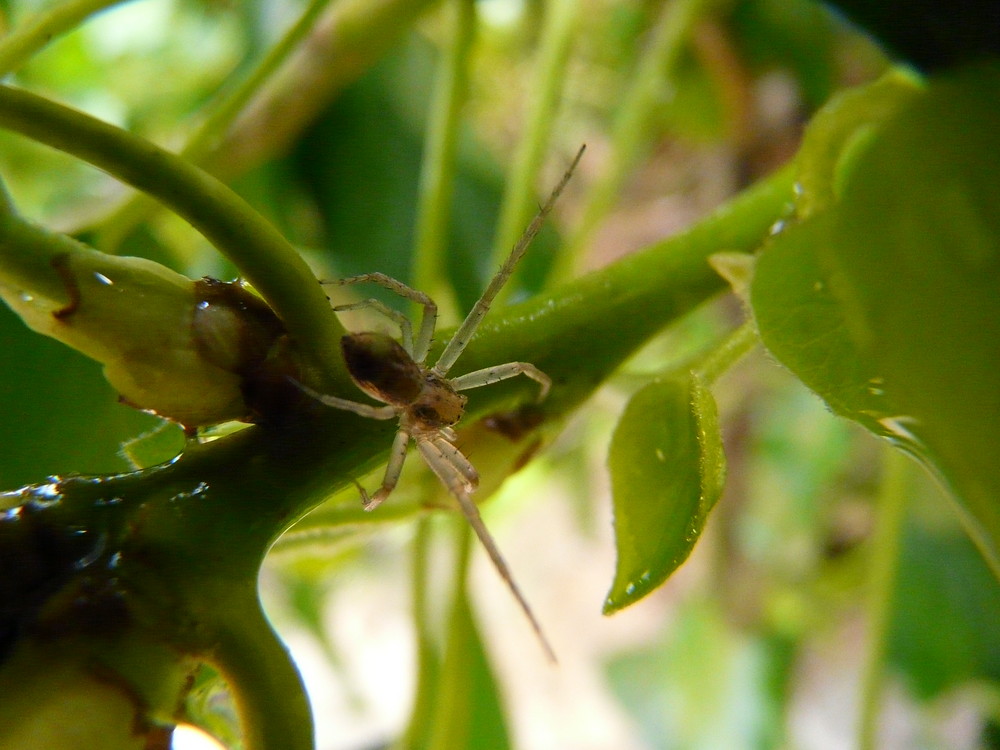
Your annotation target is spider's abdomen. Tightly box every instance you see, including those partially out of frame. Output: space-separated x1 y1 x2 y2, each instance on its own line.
409 373 467 431
342 332 423 405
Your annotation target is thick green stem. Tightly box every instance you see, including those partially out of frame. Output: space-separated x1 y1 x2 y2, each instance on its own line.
211 596 314 750
0 84 347 384
0 0 132 76
858 446 911 750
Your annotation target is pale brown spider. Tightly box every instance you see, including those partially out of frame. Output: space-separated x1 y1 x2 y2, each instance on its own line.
299 146 584 660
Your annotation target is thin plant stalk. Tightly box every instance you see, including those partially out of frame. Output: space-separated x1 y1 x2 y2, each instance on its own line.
0 0 133 76
411 0 477 319
858 446 911 750
696 319 759 385
95 0 336 252
553 0 711 281
489 0 579 303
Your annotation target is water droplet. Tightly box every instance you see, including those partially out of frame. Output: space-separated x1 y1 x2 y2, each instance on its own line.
74 530 107 570
625 582 636 596
30 481 64 508
866 377 886 396
93 272 114 285
877 416 923 449
173 481 210 501
769 219 787 236
19 291 34 303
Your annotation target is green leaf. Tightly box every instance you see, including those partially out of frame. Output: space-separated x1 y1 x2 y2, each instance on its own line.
890 521 1000 699
752 62 1000 574
604 372 725 614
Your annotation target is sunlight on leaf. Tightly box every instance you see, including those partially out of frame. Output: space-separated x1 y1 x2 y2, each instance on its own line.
604 372 724 614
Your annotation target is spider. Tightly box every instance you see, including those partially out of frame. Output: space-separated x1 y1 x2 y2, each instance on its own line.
298 145 585 661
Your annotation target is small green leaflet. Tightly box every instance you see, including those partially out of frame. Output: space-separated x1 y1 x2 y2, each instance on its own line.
605 372 725 614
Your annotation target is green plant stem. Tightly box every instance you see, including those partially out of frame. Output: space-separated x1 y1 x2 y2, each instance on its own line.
401 516 443 750
489 0 579 297
411 0 476 316
554 0 710 281
696 319 759 384
858 446 911 750
0 0 132 76
426 519 475 750
95 0 336 252
0 84 347 384
211 596 314 750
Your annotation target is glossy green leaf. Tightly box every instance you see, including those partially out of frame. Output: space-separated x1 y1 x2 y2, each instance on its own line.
752 63 1000 574
890 521 1000 700
605 372 725 614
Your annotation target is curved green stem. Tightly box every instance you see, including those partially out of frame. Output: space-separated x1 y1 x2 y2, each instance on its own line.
210 596 314 750
489 0 579 300
858 446 911 750
0 84 347 384
0 0 132 76
411 0 476 316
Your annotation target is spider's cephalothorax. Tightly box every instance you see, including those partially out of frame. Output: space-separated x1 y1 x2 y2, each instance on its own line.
297 145 585 661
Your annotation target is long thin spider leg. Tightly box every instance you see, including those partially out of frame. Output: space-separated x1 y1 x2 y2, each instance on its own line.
324 273 438 365
332 298 414 356
430 436 479 490
433 144 586 377
362 428 411 510
291 379 397 420
416 438 557 663
450 362 551 402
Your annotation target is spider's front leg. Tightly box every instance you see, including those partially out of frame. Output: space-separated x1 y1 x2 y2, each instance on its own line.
416 434 556 662
450 362 551 402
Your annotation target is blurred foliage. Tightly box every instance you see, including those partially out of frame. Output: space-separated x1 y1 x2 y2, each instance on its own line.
0 0 998 749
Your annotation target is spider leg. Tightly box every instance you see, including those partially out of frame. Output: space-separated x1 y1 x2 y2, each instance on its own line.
430 435 480 490
324 273 438 365
331 298 414 356
362 428 411 510
432 144 585 377
450 362 551 402
292 379 397 420
416 438 557 662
